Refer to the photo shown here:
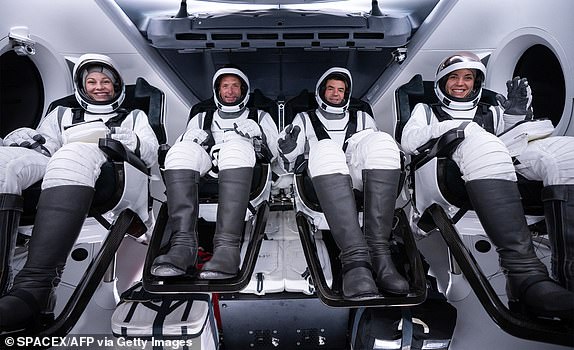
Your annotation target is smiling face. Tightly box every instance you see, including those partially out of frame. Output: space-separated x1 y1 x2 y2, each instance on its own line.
323 78 347 105
218 74 242 104
444 68 475 99
84 72 115 102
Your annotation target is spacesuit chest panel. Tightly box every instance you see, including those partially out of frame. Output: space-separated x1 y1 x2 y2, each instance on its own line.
306 109 359 148
210 109 250 144
61 108 130 132
431 103 495 134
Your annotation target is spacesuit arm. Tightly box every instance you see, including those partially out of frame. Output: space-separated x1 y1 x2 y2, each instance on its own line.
130 110 159 168
277 114 306 172
400 103 462 154
258 111 280 161
35 106 65 155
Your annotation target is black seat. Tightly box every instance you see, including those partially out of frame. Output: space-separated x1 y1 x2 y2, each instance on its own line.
396 74 573 347
285 90 427 308
142 89 277 293
1 77 167 338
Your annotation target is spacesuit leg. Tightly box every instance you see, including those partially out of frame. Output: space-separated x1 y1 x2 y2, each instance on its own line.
455 132 574 320
307 139 379 300
200 138 255 279
0 194 23 295
0 148 47 295
0 185 94 331
362 169 409 294
514 137 574 291
0 143 105 331
349 132 409 294
542 185 574 291
151 141 210 277
151 169 200 276
0 147 49 195
40 142 108 189
467 180 574 320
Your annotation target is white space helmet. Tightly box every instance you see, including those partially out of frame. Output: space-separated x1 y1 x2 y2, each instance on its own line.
73 53 125 114
212 67 250 113
315 67 352 114
434 52 486 111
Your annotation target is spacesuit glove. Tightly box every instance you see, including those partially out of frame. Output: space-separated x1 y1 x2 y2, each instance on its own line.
181 128 211 146
496 76 531 116
233 119 262 139
3 127 51 155
109 127 139 152
277 124 301 169
278 124 301 155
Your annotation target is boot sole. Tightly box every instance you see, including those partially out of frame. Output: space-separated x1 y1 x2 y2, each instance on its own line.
150 264 187 277
198 270 238 280
509 300 574 322
344 292 382 301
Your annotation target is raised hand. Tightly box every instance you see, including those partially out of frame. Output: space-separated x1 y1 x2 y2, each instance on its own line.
496 76 531 116
278 124 301 155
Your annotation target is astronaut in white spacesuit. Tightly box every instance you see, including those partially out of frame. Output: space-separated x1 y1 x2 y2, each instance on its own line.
150 66 278 280
401 51 574 320
0 53 159 331
277 67 409 301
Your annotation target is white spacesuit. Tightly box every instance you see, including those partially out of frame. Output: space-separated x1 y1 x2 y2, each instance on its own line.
401 51 574 320
151 67 278 280
0 53 159 331
278 67 409 300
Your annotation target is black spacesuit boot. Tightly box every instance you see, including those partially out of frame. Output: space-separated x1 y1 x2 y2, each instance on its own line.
466 179 574 320
199 167 253 279
0 194 23 295
312 173 379 300
151 170 200 276
363 169 409 294
542 185 574 292
0 185 93 331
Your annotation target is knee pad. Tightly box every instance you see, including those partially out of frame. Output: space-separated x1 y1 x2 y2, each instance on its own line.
453 132 516 182
165 141 212 174
308 139 349 177
517 137 574 186
42 143 107 189
218 139 256 171
352 132 401 170
0 148 48 194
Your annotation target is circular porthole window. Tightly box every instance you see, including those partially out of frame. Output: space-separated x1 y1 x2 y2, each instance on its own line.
514 44 565 127
0 50 44 137
486 28 571 135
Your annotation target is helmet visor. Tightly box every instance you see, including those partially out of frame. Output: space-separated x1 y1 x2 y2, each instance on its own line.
76 62 122 106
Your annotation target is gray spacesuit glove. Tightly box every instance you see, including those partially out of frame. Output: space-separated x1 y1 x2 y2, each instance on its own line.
109 127 139 153
3 127 51 156
278 124 301 171
496 76 532 117
233 119 262 139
